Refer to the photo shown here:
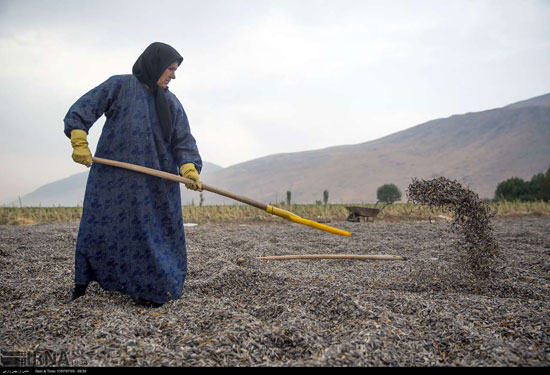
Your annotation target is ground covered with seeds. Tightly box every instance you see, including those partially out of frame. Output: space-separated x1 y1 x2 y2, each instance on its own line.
1 218 549 366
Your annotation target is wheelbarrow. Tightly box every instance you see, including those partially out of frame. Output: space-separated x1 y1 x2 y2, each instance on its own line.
345 206 381 222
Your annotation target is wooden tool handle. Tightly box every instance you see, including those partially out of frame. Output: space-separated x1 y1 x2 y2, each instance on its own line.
91 156 351 237
91 157 267 210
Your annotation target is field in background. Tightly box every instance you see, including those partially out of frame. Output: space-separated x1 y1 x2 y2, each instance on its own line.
1 201 550 226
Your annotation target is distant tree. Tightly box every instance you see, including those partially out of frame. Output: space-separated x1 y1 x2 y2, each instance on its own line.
199 192 205 207
494 166 550 202
323 190 329 205
315 200 322 205
533 166 550 202
539 166 550 201
376 184 402 204
530 173 545 197
494 177 534 201
286 190 292 206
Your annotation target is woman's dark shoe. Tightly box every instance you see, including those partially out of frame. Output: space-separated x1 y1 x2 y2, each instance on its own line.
65 283 88 303
132 296 164 308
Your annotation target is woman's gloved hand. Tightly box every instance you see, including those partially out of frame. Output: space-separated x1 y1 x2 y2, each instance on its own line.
70 129 93 167
180 163 202 191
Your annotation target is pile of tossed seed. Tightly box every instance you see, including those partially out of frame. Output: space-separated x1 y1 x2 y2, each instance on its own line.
1 217 549 366
407 177 499 279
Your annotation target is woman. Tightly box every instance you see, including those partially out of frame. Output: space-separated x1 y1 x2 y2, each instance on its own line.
63 42 202 307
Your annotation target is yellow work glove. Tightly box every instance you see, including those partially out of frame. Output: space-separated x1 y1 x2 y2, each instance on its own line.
180 163 202 192
70 129 93 167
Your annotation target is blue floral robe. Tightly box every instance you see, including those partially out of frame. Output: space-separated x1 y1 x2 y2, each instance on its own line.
64 75 202 304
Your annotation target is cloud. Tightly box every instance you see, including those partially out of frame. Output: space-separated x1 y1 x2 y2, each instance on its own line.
0 0 549 202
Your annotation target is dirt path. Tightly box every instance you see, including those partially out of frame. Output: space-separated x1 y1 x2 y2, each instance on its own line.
1 218 549 366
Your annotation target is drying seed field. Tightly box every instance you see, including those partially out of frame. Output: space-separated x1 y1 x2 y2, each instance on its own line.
1 218 549 366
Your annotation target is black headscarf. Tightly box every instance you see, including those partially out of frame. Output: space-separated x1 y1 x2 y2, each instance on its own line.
132 42 183 142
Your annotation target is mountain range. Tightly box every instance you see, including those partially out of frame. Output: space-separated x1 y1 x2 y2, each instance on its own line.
10 93 550 206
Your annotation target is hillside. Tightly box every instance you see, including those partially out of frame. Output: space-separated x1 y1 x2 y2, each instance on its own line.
198 93 550 205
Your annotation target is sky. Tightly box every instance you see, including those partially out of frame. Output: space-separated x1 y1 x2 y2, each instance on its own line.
1 0 549 204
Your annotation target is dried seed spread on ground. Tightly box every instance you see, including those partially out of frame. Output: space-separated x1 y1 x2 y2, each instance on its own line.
1 217 549 366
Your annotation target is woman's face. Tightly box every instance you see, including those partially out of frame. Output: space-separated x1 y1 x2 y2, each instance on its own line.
157 62 179 89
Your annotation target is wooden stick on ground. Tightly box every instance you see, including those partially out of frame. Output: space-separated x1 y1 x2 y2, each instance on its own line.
256 254 406 261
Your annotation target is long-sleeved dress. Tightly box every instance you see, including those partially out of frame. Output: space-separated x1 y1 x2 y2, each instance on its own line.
63 74 202 304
